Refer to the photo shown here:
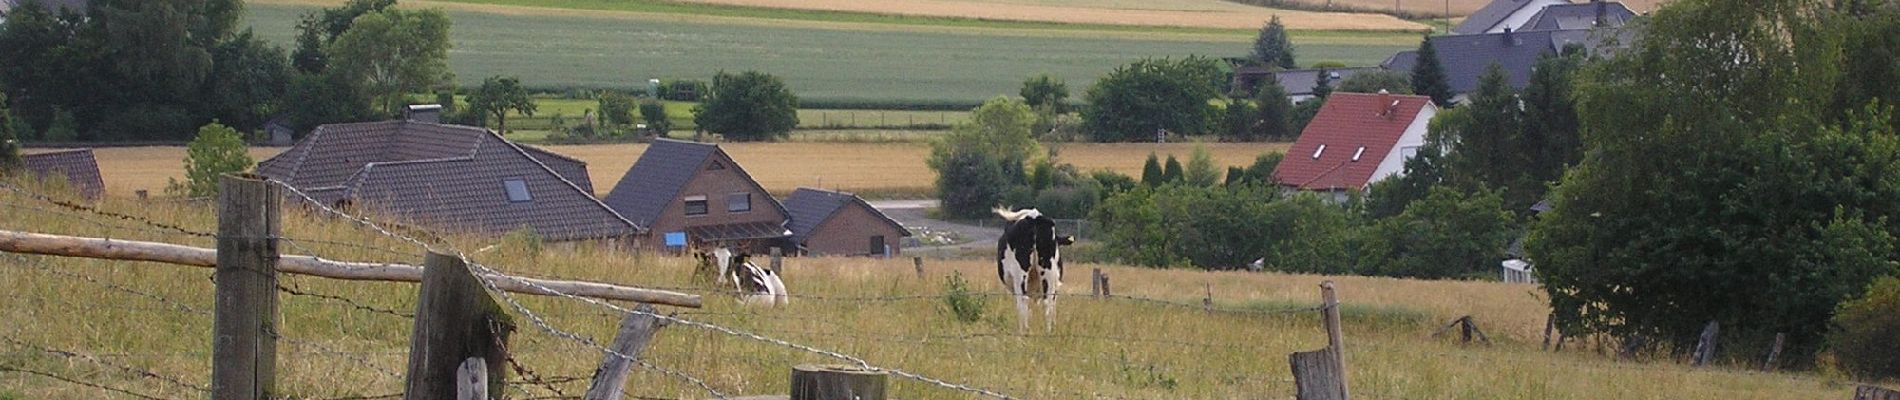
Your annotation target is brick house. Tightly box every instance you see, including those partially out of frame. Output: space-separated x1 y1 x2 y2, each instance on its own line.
602 139 791 252
257 117 641 242
20 148 105 199
783 187 910 257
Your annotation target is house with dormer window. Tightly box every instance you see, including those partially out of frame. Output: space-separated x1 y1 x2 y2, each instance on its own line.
1270 91 1438 202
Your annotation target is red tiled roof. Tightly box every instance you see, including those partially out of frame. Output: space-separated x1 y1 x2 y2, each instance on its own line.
1271 92 1434 191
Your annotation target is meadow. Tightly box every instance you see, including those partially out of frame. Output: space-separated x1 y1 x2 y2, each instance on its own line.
431 0 1427 31
243 2 1418 105
501 98 972 133
78 142 1289 199
0 184 1857 399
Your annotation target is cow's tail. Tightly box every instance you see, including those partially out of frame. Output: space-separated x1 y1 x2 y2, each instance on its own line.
993 207 1041 221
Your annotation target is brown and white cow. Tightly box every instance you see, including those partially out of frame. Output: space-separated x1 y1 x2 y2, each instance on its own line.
995 207 1075 332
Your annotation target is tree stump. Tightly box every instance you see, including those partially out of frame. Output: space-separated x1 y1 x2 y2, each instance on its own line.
791 364 886 400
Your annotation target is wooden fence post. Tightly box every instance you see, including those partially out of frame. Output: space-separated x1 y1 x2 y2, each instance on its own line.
1762 332 1785 372
583 304 667 400
1099 272 1111 297
1542 313 1556 351
791 364 887 400
912 257 924 279
1320 281 1349 400
1288 349 1346 400
769 247 783 273
405 251 515 400
1094 269 1109 297
1203 283 1213 312
1691 320 1720 367
457 358 488 400
1856 385 1900 400
212 174 280 400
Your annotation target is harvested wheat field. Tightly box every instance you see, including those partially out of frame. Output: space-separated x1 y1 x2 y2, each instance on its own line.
80 142 1288 199
665 0 1429 31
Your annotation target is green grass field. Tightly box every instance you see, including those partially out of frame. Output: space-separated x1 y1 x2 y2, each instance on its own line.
245 3 1415 105
499 98 970 133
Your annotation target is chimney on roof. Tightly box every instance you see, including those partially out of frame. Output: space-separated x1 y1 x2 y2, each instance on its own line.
1377 89 1392 116
1595 0 1608 26
405 104 442 124
1502 27 1515 45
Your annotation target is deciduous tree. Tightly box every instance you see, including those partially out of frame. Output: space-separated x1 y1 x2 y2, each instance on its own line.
1083 57 1222 142
327 7 453 115
166 121 254 197
467 75 535 134
694 70 799 141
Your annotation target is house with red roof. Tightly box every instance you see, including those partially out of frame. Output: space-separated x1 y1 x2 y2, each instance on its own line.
1270 91 1438 202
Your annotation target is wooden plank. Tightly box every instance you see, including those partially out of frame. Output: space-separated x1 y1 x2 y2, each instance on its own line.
211 174 280 400
1763 332 1785 372
457 358 488 400
912 257 924 279
1692 320 1719 367
1289 348 1345 400
405 251 513 400
1319 281 1351 400
0 229 703 308
583 304 667 400
790 364 887 400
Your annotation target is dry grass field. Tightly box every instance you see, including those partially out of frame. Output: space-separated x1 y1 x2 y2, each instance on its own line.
76 142 1289 199
0 186 1856 399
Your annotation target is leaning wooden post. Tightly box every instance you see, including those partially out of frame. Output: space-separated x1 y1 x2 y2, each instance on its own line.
1320 281 1350 400
1099 272 1111 296
1203 283 1214 312
212 174 281 400
583 304 667 400
1541 313 1556 351
912 256 924 279
1691 320 1719 367
1762 332 1785 372
405 251 515 400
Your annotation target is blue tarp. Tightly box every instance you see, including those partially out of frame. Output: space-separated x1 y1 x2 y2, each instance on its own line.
664 232 687 248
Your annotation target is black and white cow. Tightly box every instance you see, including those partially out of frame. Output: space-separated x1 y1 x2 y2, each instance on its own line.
725 250 789 306
995 207 1075 332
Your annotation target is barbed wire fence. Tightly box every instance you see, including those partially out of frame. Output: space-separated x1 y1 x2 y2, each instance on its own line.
0 179 1344 399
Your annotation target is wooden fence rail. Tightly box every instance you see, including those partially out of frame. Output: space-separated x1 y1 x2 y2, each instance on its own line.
0 229 702 308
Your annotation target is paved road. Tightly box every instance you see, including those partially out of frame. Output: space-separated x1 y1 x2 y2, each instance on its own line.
868 200 999 256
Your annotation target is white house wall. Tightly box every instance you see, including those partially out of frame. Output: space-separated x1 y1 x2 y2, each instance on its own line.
1486 0 1570 33
1367 104 1438 188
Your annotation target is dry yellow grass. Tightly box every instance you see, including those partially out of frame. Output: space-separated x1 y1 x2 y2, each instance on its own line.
79 142 1288 199
0 187 1854 399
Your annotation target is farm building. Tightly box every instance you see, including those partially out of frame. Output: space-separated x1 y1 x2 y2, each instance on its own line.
1230 66 1385 103
783 187 911 258
1381 27 1631 103
1451 0 1572 35
1519 2 1637 31
602 138 792 253
256 114 641 242
19 148 105 199
1270 91 1438 202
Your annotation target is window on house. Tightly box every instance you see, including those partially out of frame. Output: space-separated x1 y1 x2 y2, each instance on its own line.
727 193 752 212
684 195 708 216
869 236 886 257
1312 144 1326 160
1351 146 1367 162
503 179 531 203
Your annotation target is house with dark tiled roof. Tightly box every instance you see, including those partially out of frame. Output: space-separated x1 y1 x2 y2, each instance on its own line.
1451 0 1572 35
20 148 104 199
1230 66 1384 103
1519 2 1636 32
1381 28 1628 103
602 139 791 252
1271 91 1438 202
257 115 640 242
783 187 910 257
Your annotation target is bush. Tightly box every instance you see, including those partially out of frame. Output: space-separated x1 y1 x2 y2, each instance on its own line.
639 100 671 135
598 91 636 126
941 272 988 323
1830 276 1900 379
1356 186 1513 279
166 122 255 197
1083 57 1222 142
694 71 798 142
933 149 1011 219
